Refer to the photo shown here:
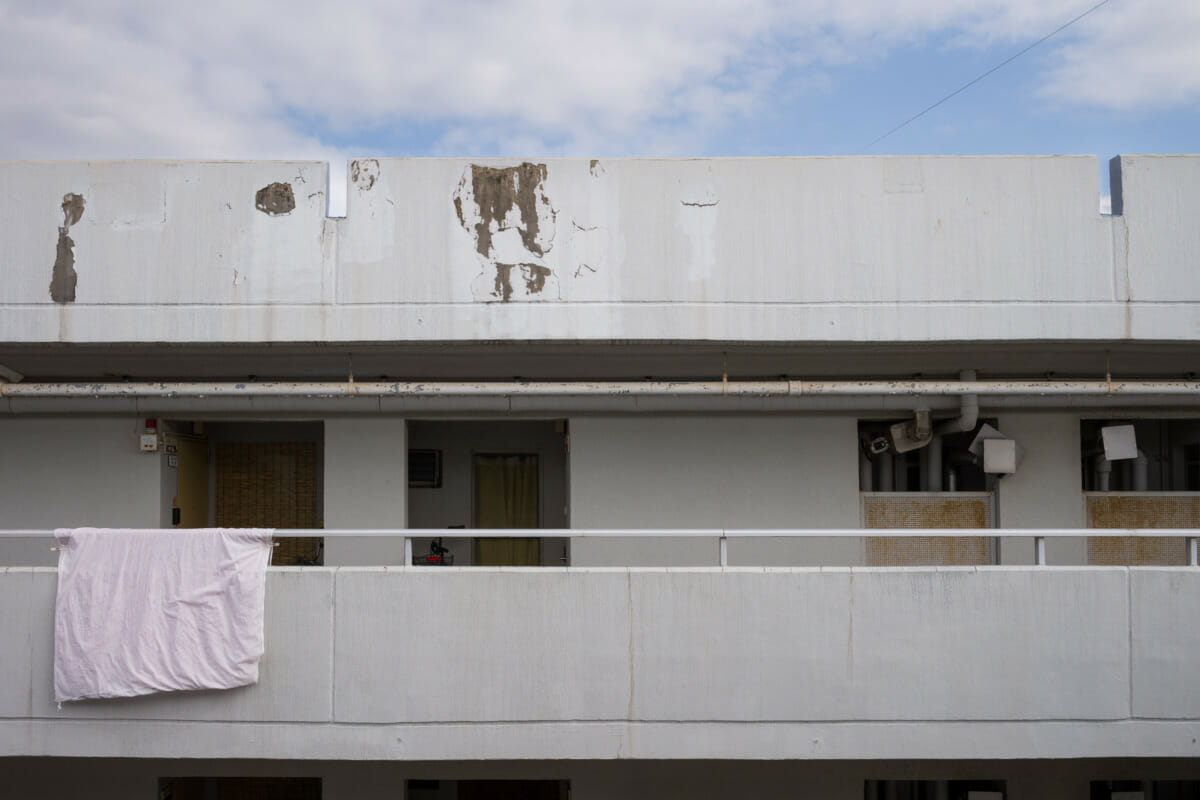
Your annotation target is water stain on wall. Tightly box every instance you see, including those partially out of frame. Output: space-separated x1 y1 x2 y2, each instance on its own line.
255 182 295 215
454 163 558 302
49 193 85 303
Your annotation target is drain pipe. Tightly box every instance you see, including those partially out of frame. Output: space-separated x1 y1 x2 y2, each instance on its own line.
925 436 943 491
933 370 979 436
1133 449 1149 491
1094 455 1112 491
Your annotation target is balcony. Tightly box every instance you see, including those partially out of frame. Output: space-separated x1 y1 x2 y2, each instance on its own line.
1 529 1198 763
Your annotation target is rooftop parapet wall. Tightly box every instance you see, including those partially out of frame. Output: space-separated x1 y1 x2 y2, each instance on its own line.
0 156 1196 344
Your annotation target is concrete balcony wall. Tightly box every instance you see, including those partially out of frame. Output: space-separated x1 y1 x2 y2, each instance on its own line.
2 566 1198 762
1 155 1197 345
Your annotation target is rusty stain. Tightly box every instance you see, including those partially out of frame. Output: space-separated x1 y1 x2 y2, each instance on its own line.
255 182 295 215
49 193 85 303
574 263 597 278
589 159 605 177
680 199 719 208
864 495 990 566
1085 494 1196 565
350 159 379 191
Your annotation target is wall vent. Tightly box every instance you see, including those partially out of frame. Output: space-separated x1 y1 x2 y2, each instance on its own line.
409 449 443 488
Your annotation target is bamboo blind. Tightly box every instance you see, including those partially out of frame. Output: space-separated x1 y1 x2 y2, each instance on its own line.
215 442 320 566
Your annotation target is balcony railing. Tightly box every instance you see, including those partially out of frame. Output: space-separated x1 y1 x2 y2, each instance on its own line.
4 528 1198 567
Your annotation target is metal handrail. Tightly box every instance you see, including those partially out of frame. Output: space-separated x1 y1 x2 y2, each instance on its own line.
4 528 1198 567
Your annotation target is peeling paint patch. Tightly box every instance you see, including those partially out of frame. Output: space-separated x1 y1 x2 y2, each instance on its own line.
255 182 295 215
455 163 555 257
455 163 559 302
350 159 380 191
49 193 84 303
589 159 605 177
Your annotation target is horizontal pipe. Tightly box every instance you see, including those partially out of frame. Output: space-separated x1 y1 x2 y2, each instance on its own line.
2 379 1200 399
7 528 1200 539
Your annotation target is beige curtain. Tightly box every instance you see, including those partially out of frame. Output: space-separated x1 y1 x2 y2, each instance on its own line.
474 454 540 565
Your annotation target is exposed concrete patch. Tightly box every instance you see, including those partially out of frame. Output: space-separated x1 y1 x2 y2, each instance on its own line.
49 193 84 303
455 163 559 302
255 182 295 216
350 159 379 192
456 163 555 257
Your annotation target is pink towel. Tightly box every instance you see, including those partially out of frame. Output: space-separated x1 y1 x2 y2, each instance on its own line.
54 528 274 703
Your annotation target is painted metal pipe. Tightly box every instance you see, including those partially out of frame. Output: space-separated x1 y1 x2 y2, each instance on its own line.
3 379 1200 398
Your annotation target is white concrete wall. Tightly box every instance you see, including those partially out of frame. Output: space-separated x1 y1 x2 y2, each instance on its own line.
1116 154 1200 305
996 413 1087 565
2 155 1196 345
568 417 861 566
0 417 162 565
323 418 407 565
5 566 1195 762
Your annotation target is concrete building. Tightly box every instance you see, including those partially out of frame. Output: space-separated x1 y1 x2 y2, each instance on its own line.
1 155 1199 799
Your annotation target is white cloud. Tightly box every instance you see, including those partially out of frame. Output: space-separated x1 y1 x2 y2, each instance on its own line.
0 0 1196 214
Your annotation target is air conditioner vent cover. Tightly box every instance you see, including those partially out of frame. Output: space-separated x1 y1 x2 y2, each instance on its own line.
408 449 442 488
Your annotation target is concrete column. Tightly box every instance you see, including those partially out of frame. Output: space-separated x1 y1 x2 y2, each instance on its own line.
323 418 407 566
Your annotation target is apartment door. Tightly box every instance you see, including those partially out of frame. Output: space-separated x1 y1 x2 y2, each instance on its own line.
173 435 210 528
473 453 540 566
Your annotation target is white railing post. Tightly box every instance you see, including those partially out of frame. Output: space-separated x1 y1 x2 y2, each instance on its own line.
403 536 412 567
719 535 728 568
1188 537 1198 567
1034 536 1046 566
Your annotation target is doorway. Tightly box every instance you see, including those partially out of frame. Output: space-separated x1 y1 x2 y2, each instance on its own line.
406 421 569 566
165 421 324 565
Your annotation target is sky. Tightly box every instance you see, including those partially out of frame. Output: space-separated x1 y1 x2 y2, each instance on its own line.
1 0 1197 215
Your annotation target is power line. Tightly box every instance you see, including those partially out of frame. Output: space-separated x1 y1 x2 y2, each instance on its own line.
858 0 1113 153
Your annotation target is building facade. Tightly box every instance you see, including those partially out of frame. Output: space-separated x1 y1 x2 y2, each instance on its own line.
1 155 1199 799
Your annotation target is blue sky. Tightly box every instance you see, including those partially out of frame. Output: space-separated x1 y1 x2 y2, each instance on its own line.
2 0 1197 214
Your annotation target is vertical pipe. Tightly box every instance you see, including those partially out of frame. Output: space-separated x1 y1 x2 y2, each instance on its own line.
877 454 893 493
893 454 906 491
859 451 874 491
927 436 943 492
1095 455 1112 491
947 468 957 493
1133 449 1149 491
